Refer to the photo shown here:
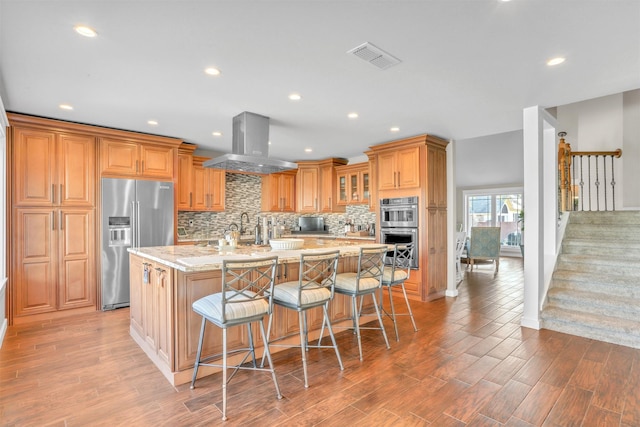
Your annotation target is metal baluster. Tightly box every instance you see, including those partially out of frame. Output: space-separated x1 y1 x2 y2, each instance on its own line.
595 155 600 211
579 156 585 211
611 155 617 211
603 155 608 211
572 154 577 211
587 155 592 211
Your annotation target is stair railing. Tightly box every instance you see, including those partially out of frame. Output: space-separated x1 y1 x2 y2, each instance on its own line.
558 132 622 212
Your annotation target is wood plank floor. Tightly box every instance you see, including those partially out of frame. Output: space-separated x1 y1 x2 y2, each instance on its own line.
2 257 639 426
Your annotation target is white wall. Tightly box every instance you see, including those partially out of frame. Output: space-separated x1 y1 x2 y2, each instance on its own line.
557 89 640 209
454 130 524 228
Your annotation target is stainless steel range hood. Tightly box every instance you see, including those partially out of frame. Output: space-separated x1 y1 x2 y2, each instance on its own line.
203 112 297 174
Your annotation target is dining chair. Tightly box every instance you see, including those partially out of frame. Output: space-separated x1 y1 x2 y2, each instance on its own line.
262 250 343 388
190 255 281 421
380 243 418 341
455 231 467 282
468 226 501 273
333 245 390 361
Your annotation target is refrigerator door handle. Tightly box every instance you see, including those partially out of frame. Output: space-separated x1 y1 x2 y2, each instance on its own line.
136 201 141 248
131 201 136 248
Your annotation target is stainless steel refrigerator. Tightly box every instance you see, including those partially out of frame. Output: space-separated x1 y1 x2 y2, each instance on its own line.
101 178 174 310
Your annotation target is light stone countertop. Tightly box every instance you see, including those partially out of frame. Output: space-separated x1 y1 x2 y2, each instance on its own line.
129 239 386 273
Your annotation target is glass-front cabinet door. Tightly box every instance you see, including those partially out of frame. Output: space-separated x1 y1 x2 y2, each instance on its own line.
338 174 348 204
362 171 370 204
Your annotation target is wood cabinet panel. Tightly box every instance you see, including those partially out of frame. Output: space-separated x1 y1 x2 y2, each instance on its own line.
58 133 96 206
130 255 145 338
377 146 419 190
58 209 95 310
140 145 174 179
12 127 56 206
100 138 175 180
297 166 319 212
13 209 57 316
100 138 139 176
177 153 193 210
262 171 296 212
192 164 225 211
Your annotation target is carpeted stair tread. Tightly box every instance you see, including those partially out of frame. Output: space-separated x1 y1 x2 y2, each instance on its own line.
550 271 640 298
546 288 640 321
541 307 640 349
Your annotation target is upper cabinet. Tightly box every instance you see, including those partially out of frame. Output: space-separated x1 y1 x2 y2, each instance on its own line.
100 138 177 180
376 145 421 190
192 156 226 211
12 126 96 207
262 170 296 212
335 162 370 206
297 158 347 213
177 144 196 210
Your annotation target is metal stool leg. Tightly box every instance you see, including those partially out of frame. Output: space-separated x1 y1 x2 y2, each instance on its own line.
190 317 206 389
387 284 400 341
323 304 344 370
352 296 363 361
221 328 228 421
299 311 309 388
260 312 275 368
371 292 390 349
258 320 282 400
400 282 418 332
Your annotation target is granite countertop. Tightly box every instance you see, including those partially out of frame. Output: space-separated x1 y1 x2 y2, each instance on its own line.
129 239 385 273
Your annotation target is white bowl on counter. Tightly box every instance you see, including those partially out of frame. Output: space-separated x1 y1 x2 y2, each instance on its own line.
269 238 304 250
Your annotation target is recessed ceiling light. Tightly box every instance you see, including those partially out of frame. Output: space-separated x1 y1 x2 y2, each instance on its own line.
347 112 359 119
204 67 221 76
390 127 400 132
59 104 73 110
147 120 158 126
268 141 272 145
288 93 302 101
212 131 223 137
74 25 97 38
547 57 566 66
304 148 313 153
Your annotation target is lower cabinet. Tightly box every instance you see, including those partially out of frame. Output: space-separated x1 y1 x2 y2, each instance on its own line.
129 254 360 385
13 207 95 318
130 255 173 367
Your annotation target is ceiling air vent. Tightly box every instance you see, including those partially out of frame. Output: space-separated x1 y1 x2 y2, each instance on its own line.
347 42 401 70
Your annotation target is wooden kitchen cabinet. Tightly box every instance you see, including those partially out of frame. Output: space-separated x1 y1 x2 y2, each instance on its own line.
261 170 296 212
176 144 196 210
296 158 347 213
377 145 420 190
336 162 370 206
100 137 175 180
130 255 173 368
192 156 225 211
12 127 95 207
12 207 95 317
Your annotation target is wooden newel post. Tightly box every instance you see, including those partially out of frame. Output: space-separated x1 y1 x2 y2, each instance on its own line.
558 131 572 211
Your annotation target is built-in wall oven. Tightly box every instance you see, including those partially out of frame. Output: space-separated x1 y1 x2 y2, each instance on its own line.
380 196 419 268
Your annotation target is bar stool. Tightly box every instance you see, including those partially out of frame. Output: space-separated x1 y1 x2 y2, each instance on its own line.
333 245 390 361
262 250 343 388
381 243 418 341
190 256 281 421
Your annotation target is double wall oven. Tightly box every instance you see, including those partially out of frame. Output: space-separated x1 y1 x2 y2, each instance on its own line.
380 196 419 268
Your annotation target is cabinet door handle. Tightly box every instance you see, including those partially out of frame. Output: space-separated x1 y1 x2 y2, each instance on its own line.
189 192 192 207
52 184 55 204
136 160 139 174
141 161 145 173
315 197 318 210
51 212 55 230
59 184 63 204
397 171 400 187
59 211 63 230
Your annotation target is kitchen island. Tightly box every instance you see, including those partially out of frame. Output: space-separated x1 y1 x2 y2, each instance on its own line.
128 239 383 385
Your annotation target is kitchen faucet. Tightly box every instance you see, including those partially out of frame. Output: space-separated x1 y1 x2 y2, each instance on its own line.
239 212 250 235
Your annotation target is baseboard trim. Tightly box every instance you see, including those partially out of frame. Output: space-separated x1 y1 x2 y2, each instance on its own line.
521 316 541 330
0 318 6 348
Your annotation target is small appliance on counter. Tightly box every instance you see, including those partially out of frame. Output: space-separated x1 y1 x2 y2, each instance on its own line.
291 216 329 234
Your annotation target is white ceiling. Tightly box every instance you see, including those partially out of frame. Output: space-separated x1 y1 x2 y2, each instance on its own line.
1 0 639 162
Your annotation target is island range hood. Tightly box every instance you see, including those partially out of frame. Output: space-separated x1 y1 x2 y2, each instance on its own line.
203 112 298 174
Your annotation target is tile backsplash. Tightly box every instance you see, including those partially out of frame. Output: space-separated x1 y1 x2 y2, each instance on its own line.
178 172 376 240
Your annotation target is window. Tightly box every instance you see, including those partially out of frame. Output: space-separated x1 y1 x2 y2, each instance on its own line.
463 187 523 254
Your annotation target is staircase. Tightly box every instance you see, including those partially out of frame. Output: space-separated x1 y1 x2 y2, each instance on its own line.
541 211 640 349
